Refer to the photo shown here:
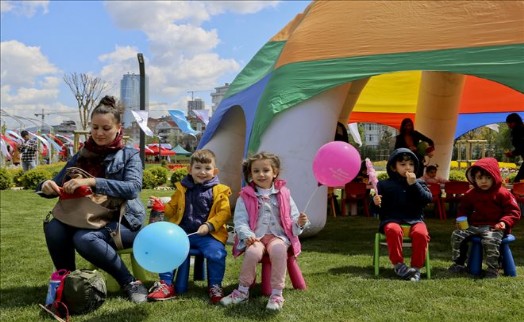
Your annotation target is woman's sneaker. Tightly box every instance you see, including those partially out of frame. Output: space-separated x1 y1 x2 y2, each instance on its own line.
220 289 249 306
266 294 285 311
123 280 148 303
394 263 417 280
147 280 176 301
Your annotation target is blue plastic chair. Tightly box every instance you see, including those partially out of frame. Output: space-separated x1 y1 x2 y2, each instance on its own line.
173 248 206 294
467 234 517 277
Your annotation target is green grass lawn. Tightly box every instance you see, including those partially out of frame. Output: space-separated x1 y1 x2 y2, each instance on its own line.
1 189 523 322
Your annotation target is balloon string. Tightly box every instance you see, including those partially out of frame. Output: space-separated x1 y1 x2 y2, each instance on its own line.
303 185 322 213
187 232 198 237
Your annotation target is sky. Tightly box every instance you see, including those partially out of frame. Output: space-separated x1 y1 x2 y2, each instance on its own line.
0 0 310 131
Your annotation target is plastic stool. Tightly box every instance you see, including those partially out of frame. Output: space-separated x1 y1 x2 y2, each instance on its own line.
373 232 431 279
174 248 206 294
89 248 149 292
259 252 307 296
467 234 516 277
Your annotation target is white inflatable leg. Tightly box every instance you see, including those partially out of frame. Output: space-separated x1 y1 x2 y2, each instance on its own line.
416 71 465 179
257 85 350 236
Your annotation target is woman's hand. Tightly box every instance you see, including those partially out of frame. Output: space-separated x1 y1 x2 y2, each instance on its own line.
40 180 61 196
63 178 95 194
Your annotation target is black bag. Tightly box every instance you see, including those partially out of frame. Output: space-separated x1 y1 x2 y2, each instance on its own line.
53 269 107 317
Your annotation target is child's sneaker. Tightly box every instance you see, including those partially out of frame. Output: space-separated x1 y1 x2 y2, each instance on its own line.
410 269 421 282
393 263 416 280
208 284 224 304
448 263 467 274
220 289 249 306
123 280 148 303
266 294 285 311
147 280 176 301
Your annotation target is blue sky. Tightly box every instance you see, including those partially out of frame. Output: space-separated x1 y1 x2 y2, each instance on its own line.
0 0 310 130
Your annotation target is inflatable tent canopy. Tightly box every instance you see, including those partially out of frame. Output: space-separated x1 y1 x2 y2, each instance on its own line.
200 1 524 235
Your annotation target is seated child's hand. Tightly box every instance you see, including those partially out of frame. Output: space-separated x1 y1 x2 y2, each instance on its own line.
373 195 382 206
298 213 308 228
197 224 210 235
494 222 506 231
245 236 258 247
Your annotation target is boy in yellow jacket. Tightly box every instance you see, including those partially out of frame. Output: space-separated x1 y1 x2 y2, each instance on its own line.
147 149 231 304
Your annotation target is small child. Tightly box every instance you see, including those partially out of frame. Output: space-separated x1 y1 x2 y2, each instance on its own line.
373 148 432 281
422 164 448 184
448 157 520 278
220 152 310 311
147 149 232 303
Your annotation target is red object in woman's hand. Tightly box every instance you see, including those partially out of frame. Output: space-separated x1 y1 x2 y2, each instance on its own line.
58 185 93 199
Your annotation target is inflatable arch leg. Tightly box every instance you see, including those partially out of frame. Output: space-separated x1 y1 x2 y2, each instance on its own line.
202 106 246 203
257 84 351 237
416 71 465 179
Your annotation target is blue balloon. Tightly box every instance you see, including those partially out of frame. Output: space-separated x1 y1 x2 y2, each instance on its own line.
133 222 190 273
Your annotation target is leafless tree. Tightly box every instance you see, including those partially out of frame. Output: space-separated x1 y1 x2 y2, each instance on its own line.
63 73 111 130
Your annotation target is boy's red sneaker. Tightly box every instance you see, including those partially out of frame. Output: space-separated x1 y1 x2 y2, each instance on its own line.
208 284 224 304
147 281 175 301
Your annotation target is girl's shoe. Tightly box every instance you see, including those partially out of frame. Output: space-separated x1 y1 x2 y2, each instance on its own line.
266 294 285 311
220 289 248 306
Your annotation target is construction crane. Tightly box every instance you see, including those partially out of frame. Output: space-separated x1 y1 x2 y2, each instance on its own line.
187 90 211 101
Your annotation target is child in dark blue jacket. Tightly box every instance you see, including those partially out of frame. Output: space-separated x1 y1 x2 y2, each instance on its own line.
373 148 432 281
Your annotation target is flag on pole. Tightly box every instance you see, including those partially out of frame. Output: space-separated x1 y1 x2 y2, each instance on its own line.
168 110 199 136
192 109 210 125
131 110 154 137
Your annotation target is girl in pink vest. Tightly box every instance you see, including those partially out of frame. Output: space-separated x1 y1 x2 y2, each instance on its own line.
220 152 309 311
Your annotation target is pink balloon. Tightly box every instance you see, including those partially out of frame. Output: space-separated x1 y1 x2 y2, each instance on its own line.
312 141 361 187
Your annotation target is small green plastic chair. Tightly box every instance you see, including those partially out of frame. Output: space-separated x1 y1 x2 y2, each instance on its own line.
373 227 431 279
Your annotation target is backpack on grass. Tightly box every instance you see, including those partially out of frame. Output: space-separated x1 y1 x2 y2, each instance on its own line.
42 269 107 321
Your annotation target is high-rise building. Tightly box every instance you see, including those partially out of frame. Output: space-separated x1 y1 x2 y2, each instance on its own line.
187 98 205 115
211 83 230 113
120 73 149 128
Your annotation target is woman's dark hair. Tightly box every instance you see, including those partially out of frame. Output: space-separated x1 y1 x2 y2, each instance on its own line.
399 118 414 135
506 113 523 125
91 95 123 123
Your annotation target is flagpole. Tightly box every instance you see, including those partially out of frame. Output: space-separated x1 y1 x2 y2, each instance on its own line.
137 53 146 169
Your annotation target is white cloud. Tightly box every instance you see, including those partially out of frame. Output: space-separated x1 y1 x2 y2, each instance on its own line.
99 1 278 109
0 0 49 17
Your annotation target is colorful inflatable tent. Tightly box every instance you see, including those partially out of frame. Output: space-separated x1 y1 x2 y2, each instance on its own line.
199 1 524 235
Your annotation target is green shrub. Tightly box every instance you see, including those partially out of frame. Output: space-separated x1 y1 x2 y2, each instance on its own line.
0 168 13 190
377 172 389 181
142 170 156 189
448 169 467 181
8 168 24 187
149 166 169 187
170 168 188 186
18 168 52 190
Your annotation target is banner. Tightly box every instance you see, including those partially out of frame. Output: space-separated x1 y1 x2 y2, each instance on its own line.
168 110 199 136
192 109 210 125
131 110 154 137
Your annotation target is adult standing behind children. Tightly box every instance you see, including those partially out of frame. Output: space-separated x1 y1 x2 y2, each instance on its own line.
394 118 434 178
36 96 148 303
373 148 432 282
504 113 524 183
147 149 232 304
19 130 38 171
220 152 310 311
448 157 520 278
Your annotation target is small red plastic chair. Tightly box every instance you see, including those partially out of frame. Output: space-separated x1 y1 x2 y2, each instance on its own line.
256 250 307 296
426 183 445 220
511 182 524 209
442 181 470 218
341 182 370 216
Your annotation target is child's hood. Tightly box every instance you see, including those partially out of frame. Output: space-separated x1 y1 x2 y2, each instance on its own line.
386 148 419 179
465 157 502 190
